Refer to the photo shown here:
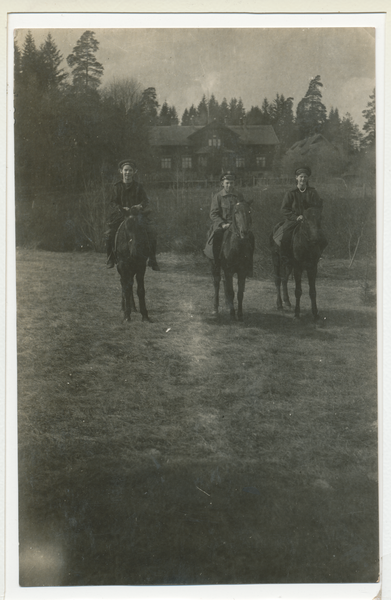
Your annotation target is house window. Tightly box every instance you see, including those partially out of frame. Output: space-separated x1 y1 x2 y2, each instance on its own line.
182 157 192 169
208 135 221 148
198 156 207 168
236 157 245 168
256 155 266 168
161 157 171 169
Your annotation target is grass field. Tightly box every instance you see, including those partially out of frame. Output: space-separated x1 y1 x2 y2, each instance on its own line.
16 248 378 586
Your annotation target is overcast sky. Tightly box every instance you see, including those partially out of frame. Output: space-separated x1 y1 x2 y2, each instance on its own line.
14 27 375 128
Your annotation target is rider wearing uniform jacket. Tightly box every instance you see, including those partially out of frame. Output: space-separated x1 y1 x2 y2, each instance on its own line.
208 172 254 276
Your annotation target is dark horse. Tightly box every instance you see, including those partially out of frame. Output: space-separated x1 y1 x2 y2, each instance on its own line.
115 205 152 322
270 207 325 320
210 201 254 321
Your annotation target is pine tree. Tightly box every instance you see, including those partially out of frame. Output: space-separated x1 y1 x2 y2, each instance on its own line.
245 105 265 125
296 75 327 139
324 107 342 145
362 88 375 148
219 98 229 124
158 101 170 125
66 30 104 91
39 32 67 91
140 87 159 125
196 95 208 125
340 113 363 154
181 108 190 126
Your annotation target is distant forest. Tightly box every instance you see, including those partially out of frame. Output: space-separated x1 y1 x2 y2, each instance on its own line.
14 30 376 193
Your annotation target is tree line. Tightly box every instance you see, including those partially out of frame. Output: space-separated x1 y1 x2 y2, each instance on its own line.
14 29 376 195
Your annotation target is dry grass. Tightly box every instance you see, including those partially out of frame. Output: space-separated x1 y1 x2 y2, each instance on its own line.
17 249 378 586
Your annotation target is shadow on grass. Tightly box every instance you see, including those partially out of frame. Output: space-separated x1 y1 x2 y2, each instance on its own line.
204 306 375 335
19 459 379 587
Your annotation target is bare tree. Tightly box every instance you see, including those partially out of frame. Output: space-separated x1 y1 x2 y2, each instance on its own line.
102 77 142 111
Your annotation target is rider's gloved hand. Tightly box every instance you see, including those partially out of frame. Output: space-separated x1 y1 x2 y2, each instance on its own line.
296 215 304 221
222 223 230 230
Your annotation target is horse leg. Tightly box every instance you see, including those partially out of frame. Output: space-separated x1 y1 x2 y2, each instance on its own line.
282 265 292 308
223 271 236 319
272 252 283 310
307 266 319 320
237 274 246 321
120 271 133 322
130 287 137 312
135 266 151 322
293 266 302 319
211 262 221 315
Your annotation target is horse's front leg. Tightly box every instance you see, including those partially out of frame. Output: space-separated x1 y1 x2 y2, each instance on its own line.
293 266 303 319
281 264 292 308
211 262 221 315
136 264 151 322
119 269 134 322
237 272 246 321
223 270 236 319
307 266 319 320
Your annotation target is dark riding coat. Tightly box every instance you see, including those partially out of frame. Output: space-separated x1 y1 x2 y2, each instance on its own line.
281 186 323 234
210 188 246 233
107 180 154 238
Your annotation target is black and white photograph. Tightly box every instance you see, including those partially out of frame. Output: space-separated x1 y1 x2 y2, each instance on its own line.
7 10 385 597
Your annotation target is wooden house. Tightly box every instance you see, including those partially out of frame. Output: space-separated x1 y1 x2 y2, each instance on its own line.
148 119 279 180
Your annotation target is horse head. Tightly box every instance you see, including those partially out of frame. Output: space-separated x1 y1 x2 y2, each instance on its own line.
232 201 252 240
300 207 323 245
119 205 150 259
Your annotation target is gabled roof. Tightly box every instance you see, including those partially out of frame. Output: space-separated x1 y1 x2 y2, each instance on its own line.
229 125 279 145
287 134 338 155
148 124 279 146
148 126 199 146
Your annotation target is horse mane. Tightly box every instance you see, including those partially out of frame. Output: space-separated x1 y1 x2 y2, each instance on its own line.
115 212 150 262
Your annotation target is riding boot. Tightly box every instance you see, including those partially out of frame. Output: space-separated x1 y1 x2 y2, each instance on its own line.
106 238 116 269
280 233 292 269
147 238 160 271
213 228 224 266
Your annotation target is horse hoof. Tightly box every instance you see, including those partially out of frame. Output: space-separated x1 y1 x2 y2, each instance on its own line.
142 316 153 322
237 315 243 322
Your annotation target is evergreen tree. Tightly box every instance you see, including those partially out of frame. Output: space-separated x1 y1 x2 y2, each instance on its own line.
261 98 272 125
218 98 229 123
181 108 190 125
208 94 220 122
362 88 375 148
270 95 297 150
324 107 342 145
245 105 265 125
196 95 208 125
158 101 170 125
188 104 197 125
296 75 327 138
340 113 363 154
39 32 67 91
140 87 159 125
66 30 104 91
168 105 179 125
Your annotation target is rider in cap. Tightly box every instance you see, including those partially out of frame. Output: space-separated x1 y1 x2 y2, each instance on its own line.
105 159 160 270
280 166 327 264
207 171 254 277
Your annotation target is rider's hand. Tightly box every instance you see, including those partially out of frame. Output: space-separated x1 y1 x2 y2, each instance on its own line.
222 223 230 230
296 215 304 221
